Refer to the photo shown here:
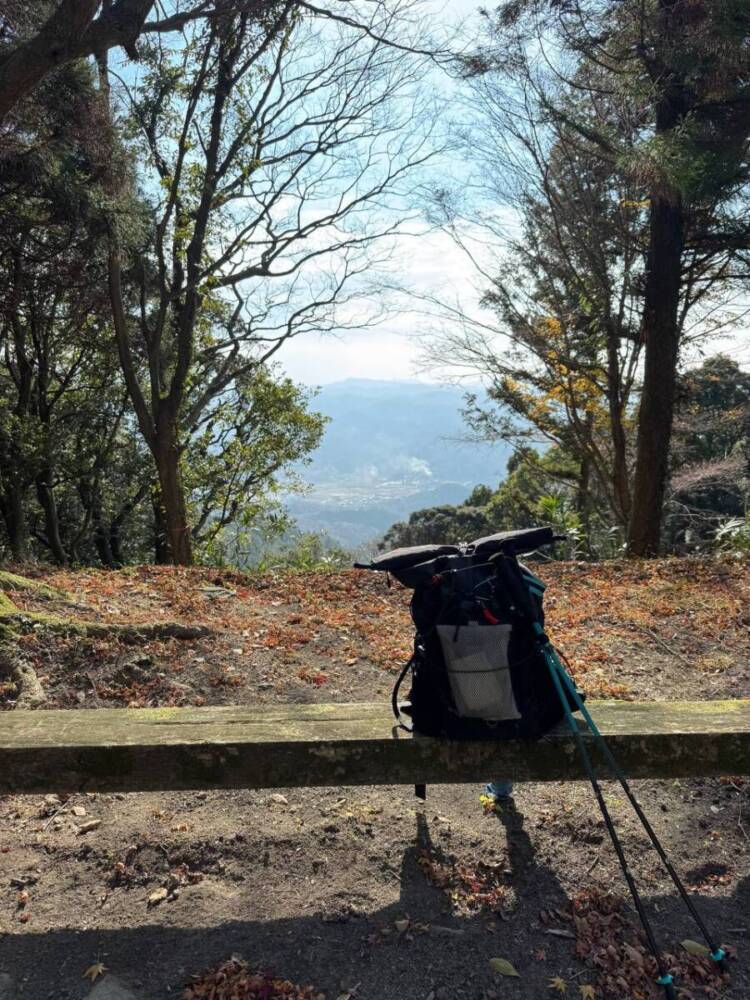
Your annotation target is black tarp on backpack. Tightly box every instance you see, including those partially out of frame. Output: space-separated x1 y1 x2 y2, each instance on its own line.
355 526 576 741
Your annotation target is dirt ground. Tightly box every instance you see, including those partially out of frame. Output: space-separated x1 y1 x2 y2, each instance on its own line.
0 559 749 1000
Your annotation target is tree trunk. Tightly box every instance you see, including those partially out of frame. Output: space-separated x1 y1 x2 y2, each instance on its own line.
606 325 632 527
110 523 124 567
35 470 67 565
576 444 594 559
627 194 684 556
153 420 193 566
151 497 169 565
109 481 149 567
93 511 116 568
78 478 114 568
0 0 156 124
1 486 30 562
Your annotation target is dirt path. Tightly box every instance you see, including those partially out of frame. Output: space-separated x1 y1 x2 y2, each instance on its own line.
0 561 748 999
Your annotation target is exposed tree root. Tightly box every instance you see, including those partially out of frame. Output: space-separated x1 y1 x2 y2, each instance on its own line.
0 611 210 643
0 570 212 706
0 641 45 708
106 622 211 643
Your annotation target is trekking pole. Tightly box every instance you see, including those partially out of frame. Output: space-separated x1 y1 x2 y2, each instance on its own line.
537 627 678 1000
549 646 727 968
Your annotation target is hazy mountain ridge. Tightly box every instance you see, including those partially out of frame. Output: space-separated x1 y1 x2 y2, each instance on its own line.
289 379 511 546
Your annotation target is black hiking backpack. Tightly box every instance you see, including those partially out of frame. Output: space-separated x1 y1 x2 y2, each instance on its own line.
355 526 577 741
359 528 726 998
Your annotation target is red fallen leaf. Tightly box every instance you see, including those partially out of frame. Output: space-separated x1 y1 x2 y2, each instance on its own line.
183 957 323 999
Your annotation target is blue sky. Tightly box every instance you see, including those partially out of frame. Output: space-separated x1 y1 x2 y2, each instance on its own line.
274 0 750 387
277 0 487 385
157 0 746 389
111 0 487 388
112 0 750 388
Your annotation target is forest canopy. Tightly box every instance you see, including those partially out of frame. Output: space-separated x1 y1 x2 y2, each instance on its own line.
0 0 435 566
0 0 749 565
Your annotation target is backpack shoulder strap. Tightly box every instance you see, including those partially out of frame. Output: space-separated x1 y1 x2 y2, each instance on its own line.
391 654 414 732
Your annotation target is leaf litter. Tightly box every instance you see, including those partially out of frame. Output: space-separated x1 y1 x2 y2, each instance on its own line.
1 561 747 998
183 957 324 1000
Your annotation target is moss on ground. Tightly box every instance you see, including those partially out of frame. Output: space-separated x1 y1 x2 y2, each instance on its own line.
0 570 68 601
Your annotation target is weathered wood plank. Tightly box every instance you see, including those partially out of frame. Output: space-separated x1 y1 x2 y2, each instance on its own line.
1 700 748 794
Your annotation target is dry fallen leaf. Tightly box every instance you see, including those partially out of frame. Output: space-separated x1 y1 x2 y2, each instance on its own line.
76 819 101 835
335 985 360 1000
579 986 596 1000
549 977 567 994
489 957 520 978
183 956 324 1000
681 939 711 958
148 887 168 906
479 793 501 815
623 943 644 967
83 963 107 982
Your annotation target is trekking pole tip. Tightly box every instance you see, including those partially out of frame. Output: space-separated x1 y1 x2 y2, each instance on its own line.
710 947 728 971
656 974 677 999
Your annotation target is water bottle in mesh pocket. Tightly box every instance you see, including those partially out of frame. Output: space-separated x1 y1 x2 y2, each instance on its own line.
437 623 521 721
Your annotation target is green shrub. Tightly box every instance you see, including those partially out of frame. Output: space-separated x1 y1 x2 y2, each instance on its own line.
714 517 750 556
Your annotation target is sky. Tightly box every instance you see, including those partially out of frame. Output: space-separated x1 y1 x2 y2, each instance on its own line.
274 0 750 386
277 226 486 384
277 0 486 386
114 0 487 388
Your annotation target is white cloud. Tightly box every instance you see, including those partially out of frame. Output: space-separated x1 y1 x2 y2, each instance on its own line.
407 457 433 477
279 328 423 383
277 225 496 383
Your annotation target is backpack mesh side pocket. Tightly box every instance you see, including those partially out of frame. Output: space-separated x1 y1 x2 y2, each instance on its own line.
436 624 521 721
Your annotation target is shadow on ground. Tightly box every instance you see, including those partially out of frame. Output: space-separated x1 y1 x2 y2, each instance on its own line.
3 801 747 1000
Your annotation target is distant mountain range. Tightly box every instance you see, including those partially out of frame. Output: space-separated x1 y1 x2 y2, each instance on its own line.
287 379 511 548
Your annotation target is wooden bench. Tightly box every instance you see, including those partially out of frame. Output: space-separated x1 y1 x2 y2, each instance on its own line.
1 699 748 795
